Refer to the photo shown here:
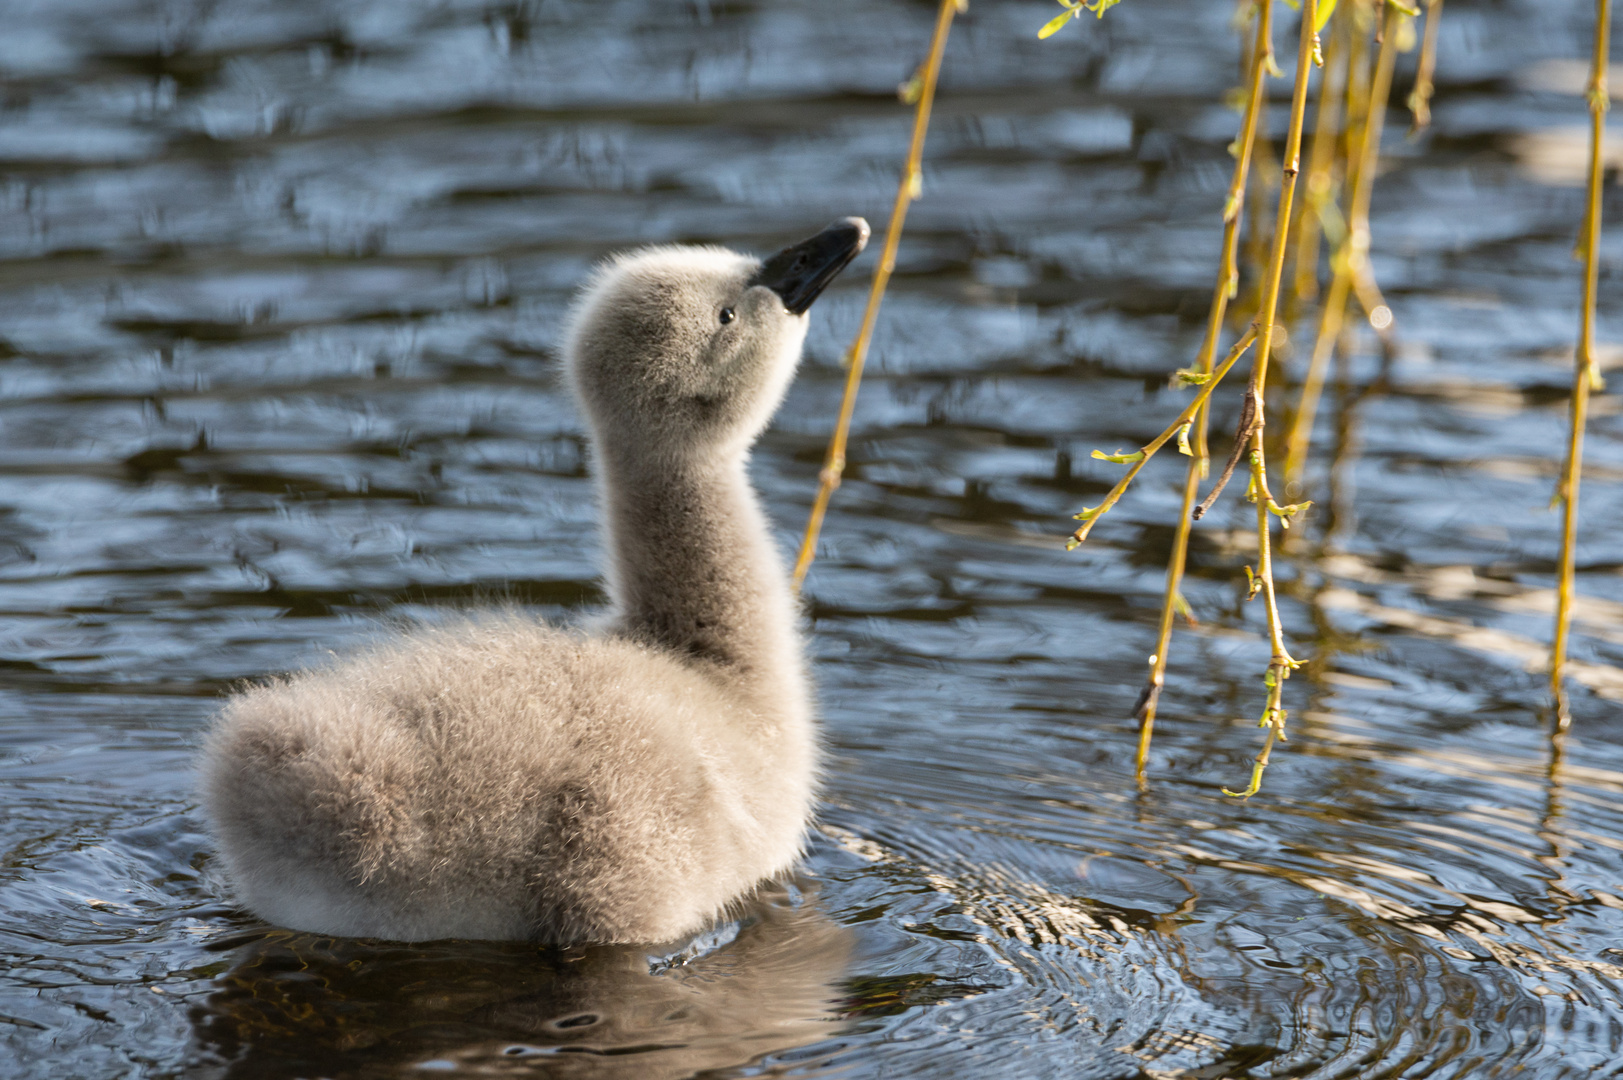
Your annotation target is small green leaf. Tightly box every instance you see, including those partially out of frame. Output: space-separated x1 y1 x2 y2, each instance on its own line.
1038 10 1077 38
1267 499 1312 521
1176 421 1193 457
1174 369 1212 386
897 73 923 104
1091 448 1145 464
1315 0 1338 32
1072 505 1101 521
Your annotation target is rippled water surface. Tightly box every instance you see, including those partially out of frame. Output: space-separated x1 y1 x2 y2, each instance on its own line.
4 0 1623 1076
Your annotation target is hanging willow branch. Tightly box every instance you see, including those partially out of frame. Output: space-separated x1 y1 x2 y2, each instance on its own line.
1217 0 1323 799
1065 326 1260 548
1054 0 1325 796
1551 0 1611 717
1407 0 1443 133
1284 0 1407 490
1134 1 1277 782
1290 1 1348 312
792 0 962 591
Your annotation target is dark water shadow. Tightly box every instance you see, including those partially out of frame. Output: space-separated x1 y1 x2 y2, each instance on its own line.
186 885 851 1079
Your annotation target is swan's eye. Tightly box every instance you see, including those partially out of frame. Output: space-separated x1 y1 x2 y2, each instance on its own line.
718 307 735 325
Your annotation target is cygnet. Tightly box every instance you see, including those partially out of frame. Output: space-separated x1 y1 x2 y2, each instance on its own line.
200 218 870 943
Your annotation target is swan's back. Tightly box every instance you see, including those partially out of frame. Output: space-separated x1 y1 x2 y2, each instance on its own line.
203 615 816 942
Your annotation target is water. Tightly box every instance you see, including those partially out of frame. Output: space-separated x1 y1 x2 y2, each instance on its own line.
2 0 1622 1075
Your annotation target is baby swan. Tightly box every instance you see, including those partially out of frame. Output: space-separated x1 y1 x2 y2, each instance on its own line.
201 218 870 943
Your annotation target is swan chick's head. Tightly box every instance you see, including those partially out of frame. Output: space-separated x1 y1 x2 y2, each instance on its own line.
566 218 869 462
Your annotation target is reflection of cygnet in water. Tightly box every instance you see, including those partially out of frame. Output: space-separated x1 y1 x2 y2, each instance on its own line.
199 219 869 943
192 887 852 1080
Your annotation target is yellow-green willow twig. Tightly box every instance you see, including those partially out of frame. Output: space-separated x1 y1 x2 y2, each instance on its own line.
1067 327 1259 550
1551 0 1611 709
1339 0 1374 205
1408 0 1443 133
1237 123 1280 327
1136 1 1276 781
1220 0 1321 800
1290 2 1347 309
1283 0 1402 491
792 0 959 591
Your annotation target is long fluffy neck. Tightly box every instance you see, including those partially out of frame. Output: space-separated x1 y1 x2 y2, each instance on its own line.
594 442 807 713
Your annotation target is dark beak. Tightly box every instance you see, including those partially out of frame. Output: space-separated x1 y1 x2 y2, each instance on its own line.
750 217 870 315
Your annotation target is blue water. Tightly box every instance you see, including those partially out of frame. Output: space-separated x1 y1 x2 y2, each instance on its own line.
3 0 1622 1076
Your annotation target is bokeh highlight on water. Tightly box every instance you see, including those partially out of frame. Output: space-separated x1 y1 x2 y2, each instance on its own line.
2 0 1622 1076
